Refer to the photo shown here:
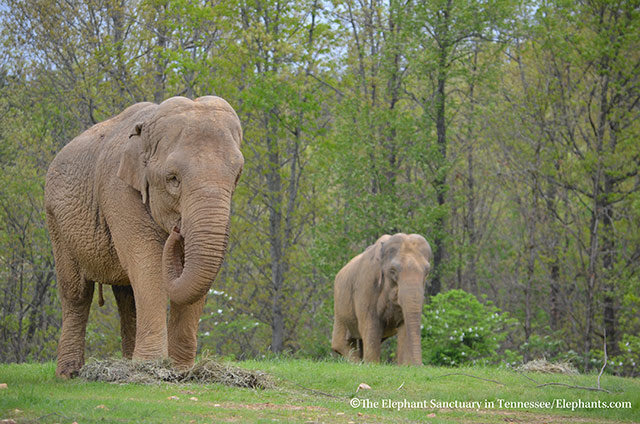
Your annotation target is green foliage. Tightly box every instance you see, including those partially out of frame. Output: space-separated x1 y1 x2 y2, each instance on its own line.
0 79 60 362
198 288 269 359
519 334 564 362
0 0 638 371
609 284 640 376
85 292 124 359
611 334 640 377
422 290 515 366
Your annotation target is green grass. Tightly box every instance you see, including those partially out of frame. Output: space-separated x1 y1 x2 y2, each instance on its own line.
1 359 639 423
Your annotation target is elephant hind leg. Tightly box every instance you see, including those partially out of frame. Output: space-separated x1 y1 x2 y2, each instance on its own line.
112 284 136 359
331 320 348 356
49 214 94 379
56 269 94 379
332 321 361 362
354 338 363 361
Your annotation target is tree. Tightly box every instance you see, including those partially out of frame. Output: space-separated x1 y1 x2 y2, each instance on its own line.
0 73 59 362
406 0 516 295
497 0 640 366
199 0 334 354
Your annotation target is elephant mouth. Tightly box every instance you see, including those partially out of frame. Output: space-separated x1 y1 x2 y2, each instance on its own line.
172 218 181 234
166 225 185 280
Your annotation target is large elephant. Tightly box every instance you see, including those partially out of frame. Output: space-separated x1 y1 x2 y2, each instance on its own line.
45 96 243 378
331 233 432 365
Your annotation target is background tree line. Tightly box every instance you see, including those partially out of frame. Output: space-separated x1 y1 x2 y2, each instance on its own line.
1 0 638 375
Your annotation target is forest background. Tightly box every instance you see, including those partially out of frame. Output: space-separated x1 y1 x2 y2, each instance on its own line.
0 0 639 377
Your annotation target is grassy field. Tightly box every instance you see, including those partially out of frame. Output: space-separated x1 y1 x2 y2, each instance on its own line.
1 359 639 423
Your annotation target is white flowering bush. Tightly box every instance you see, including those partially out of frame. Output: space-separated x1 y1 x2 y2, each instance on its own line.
610 335 640 376
421 290 515 366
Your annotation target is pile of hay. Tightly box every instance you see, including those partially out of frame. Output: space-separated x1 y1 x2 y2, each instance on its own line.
79 357 273 389
517 358 579 375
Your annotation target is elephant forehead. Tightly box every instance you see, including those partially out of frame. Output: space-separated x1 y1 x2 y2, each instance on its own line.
150 112 240 151
159 95 237 114
407 233 427 244
154 107 237 129
392 237 431 262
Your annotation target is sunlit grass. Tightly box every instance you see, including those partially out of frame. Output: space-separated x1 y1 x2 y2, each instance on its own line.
1 359 638 423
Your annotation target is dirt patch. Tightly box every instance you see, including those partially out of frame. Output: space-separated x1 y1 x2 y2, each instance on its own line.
79 357 273 389
209 402 325 412
454 409 621 424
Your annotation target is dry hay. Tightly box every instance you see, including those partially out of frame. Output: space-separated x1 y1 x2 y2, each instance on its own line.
79 357 274 389
517 358 579 375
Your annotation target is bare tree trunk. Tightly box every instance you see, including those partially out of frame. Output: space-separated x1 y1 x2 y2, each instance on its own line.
110 0 127 107
265 110 285 353
153 3 167 103
428 0 452 297
585 200 599 371
464 46 479 296
429 45 448 297
602 175 617 356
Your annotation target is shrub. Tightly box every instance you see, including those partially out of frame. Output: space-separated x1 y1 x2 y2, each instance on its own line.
421 289 515 366
610 335 640 377
609 289 640 377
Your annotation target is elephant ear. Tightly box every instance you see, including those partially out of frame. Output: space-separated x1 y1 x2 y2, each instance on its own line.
371 240 386 290
117 122 149 204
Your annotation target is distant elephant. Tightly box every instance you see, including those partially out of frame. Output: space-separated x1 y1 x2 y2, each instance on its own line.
332 233 432 365
45 96 243 378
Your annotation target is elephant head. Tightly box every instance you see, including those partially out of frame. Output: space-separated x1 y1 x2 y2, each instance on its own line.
379 234 432 365
117 96 243 306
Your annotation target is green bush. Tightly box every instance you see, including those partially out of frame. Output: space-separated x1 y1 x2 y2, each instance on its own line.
610 335 640 377
421 289 515 366
609 288 640 377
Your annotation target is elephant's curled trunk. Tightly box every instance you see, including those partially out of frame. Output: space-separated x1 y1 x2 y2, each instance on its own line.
163 188 231 305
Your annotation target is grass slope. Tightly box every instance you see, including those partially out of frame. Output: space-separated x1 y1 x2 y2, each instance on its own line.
1 359 639 423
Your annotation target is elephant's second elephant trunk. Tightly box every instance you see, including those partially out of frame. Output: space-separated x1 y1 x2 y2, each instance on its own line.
163 188 232 306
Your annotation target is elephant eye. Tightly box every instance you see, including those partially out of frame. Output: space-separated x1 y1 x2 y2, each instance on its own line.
388 267 398 280
166 174 180 189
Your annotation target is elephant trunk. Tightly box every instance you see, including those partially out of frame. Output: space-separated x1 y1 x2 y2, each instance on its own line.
398 279 425 366
163 187 232 306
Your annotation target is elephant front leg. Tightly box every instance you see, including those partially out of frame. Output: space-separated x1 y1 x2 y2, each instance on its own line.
110 213 170 361
396 323 409 365
127 265 169 360
168 295 206 369
360 321 383 364
112 284 136 359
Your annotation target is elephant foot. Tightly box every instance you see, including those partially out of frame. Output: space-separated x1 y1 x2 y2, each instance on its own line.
56 360 83 379
168 343 197 370
132 350 168 362
171 358 195 371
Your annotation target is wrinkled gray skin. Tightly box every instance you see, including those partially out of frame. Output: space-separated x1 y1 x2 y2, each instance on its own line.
45 96 243 378
332 234 432 365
